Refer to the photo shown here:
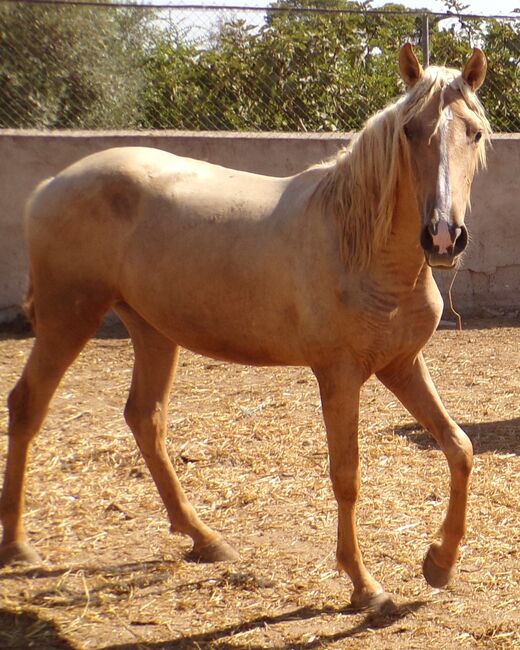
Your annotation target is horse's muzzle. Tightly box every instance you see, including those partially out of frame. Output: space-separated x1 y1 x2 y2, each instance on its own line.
420 222 468 269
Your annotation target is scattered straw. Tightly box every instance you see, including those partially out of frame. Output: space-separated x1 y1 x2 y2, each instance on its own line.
0 320 518 649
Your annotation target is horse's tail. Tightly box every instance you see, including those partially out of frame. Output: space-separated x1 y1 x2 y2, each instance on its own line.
22 176 55 332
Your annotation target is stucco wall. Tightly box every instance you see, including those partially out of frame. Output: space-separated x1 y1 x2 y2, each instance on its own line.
0 130 519 323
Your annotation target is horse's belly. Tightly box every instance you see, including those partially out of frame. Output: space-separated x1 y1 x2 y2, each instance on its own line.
129 298 305 366
119 252 308 366
166 328 297 366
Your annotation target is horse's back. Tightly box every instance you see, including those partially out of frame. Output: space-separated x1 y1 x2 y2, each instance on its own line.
26 147 291 236
24 146 290 276
22 147 328 364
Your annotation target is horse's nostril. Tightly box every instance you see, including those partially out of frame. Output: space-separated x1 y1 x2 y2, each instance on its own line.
421 222 468 267
453 225 468 255
420 225 433 251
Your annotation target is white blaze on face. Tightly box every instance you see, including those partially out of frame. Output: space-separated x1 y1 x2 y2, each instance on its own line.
432 105 454 255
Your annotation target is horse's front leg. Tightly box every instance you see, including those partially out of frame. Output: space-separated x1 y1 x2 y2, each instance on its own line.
313 362 389 611
377 352 473 588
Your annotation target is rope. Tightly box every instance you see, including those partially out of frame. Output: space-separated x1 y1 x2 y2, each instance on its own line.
447 269 462 331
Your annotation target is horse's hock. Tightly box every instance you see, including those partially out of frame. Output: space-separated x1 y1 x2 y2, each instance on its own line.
0 131 519 324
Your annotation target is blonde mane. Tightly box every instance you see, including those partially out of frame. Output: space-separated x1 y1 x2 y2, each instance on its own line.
316 66 491 269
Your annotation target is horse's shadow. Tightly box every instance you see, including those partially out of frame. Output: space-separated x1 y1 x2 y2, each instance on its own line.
0 608 77 649
395 417 520 455
1 561 426 650
99 599 426 650
0 560 180 610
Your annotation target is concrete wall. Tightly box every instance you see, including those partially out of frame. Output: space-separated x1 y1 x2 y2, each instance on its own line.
1 130 519 323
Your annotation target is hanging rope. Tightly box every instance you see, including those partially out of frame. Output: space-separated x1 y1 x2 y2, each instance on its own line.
447 269 462 331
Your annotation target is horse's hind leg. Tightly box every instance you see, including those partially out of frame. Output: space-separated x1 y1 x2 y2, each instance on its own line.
115 303 239 563
377 352 473 589
0 289 109 566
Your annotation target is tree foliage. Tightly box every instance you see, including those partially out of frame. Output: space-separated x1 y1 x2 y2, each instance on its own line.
140 1 422 131
0 1 155 128
139 0 520 132
0 0 518 131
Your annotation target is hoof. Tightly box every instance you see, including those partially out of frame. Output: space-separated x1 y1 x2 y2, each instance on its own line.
0 541 41 568
350 588 394 613
188 538 240 563
422 545 455 588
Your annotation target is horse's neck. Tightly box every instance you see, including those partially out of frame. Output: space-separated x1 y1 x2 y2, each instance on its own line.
376 171 428 285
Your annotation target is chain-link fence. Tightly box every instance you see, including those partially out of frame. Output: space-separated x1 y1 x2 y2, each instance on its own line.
1 1 519 132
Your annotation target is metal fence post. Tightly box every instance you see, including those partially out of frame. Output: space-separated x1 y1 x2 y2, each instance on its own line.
421 14 430 67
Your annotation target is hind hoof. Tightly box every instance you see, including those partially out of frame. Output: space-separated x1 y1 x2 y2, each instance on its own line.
0 542 41 568
423 545 455 588
188 539 240 563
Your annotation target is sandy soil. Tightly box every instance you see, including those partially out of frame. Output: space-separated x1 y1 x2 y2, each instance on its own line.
0 318 518 649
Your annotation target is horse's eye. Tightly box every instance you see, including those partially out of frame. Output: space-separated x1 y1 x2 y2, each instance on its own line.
474 131 483 144
403 124 413 140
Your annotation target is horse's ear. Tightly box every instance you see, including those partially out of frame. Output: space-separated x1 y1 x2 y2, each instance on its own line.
462 48 487 91
399 43 424 88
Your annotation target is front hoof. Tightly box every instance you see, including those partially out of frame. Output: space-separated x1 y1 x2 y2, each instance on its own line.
188 538 240 563
422 545 455 588
350 588 394 613
0 541 41 568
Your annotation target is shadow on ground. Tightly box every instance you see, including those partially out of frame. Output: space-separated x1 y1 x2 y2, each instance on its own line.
0 608 78 649
0 560 180 611
394 418 520 455
0 561 426 649
100 599 426 650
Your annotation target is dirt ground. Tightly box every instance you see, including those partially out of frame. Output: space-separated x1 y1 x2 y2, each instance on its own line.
0 317 518 649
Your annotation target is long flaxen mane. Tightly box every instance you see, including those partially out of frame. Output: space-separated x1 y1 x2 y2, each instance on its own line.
315 65 491 269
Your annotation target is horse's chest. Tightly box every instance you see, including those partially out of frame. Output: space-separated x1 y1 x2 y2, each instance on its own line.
342 282 441 372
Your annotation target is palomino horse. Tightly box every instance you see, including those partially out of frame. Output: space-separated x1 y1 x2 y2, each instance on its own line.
1 45 490 610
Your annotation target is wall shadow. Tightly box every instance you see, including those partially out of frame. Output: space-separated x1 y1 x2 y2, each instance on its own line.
434 313 518 331
0 311 129 340
0 314 33 340
1 313 518 342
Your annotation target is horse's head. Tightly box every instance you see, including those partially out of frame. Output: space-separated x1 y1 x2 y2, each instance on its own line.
399 44 489 269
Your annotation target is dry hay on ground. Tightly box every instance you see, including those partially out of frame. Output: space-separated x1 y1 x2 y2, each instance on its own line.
0 319 518 649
